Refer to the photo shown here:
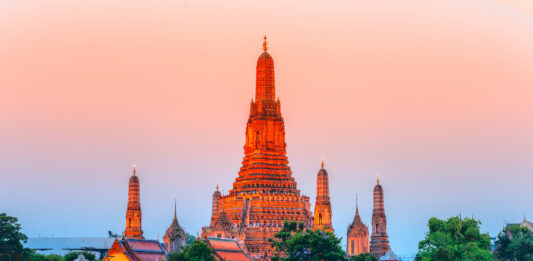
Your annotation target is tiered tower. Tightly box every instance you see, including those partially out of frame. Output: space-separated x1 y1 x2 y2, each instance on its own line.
314 159 333 232
211 185 221 226
163 200 186 253
124 164 144 239
369 176 390 258
346 195 369 256
205 36 313 259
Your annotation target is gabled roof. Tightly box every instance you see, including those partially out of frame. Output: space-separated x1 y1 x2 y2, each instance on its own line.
522 218 533 231
206 237 252 261
107 237 168 261
380 250 399 261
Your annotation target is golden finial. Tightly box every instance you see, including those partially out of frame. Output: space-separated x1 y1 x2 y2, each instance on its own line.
321 157 325 169
262 35 268 52
216 183 219 191
132 163 136 176
377 174 380 184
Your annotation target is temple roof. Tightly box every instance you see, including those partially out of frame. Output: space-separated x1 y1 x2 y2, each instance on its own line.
214 209 233 231
107 237 168 261
380 250 399 261
348 196 368 234
206 237 252 261
164 201 185 240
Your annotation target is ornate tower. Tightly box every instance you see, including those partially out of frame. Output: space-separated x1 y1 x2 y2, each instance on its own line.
164 200 186 253
124 164 144 239
203 36 313 259
347 195 369 256
314 159 333 232
370 176 390 258
211 185 221 226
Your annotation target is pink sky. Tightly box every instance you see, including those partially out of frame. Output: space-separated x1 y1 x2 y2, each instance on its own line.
1 0 532 255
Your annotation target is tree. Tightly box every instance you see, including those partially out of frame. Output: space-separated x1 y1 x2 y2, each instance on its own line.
415 216 492 261
64 252 95 261
184 233 196 245
348 253 376 261
270 221 346 261
166 240 215 261
0 213 29 261
27 253 62 261
493 224 533 261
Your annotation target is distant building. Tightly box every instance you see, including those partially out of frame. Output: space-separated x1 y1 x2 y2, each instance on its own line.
521 218 533 231
24 237 114 258
73 254 87 261
379 251 400 261
370 176 391 259
163 201 186 252
346 195 369 256
314 160 333 232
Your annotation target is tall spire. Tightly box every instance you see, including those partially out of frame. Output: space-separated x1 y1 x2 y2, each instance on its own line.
254 35 276 108
370 176 390 258
347 193 369 256
132 163 136 176
321 157 325 169
124 165 143 239
314 159 333 231
211 184 222 226
164 199 186 253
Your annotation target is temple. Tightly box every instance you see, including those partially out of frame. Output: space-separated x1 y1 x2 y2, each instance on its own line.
124 164 143 239
369 176 391 259
105 166 169 261
314 159 333 232
163 200 186 253
203 36 314 259
105 237 168 261
346 195 369 256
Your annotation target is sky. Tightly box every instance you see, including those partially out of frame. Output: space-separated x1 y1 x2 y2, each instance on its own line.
1 0 532 256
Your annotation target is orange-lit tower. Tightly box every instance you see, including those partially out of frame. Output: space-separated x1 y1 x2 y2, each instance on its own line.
314 159 333 232
370 175 390 258
124 164 144 239
204 36 313 259
347 195 369 256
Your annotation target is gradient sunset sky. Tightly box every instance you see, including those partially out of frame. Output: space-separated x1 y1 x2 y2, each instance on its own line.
1 0 533 255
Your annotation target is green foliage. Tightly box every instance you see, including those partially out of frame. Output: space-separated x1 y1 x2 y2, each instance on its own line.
348 253 376 261
415 216 492 261
63 252 95 261
28 254 63 261
493 224 533 261
166 240 215 261
184 233 196 245
270 220 346 261
0 213 29 261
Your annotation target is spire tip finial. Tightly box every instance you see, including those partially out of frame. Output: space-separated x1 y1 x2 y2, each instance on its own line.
355 193 359 214
132 163 136 176
321 157 325 169
174 199 177 220
216 183 219 191
262 35 268 52
377 174 380 184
